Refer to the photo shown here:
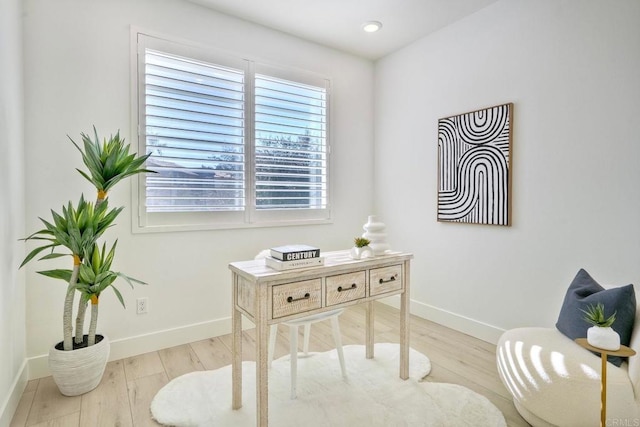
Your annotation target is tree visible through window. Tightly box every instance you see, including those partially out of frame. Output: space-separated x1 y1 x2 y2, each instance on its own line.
254 74 327 210
137 39 329 228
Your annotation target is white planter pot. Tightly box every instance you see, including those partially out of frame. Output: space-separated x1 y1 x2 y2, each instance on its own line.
48 335 110 396
350 246 373 260
587 326 620 351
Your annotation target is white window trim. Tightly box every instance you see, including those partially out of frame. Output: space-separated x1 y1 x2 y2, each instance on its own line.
130 30 332 233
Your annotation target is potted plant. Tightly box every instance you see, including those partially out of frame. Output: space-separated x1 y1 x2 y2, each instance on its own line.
582 302 620 350
350 237 372 260
20 127 153 396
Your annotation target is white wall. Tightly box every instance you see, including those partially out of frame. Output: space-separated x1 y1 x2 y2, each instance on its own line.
23 0 374 376
0 0 27 423
22 0 639 384
375 0 640 342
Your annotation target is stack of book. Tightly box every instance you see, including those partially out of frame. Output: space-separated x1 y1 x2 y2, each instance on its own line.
265 244 324 271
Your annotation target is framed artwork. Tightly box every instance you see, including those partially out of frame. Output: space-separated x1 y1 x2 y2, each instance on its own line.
437 103 513 226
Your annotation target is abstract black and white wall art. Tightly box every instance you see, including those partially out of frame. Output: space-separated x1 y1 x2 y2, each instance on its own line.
437 103 513 226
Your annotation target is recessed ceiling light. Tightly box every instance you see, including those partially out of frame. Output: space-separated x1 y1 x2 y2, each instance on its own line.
362 21 382 33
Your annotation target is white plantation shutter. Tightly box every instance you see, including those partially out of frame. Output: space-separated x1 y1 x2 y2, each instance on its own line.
135 34 331 231
143 49 246 212
254 74 327 210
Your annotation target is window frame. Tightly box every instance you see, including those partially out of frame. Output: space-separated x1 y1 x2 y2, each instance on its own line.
131 31 332 233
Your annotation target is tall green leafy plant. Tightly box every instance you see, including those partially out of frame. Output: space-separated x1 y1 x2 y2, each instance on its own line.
21 128 154 351
72 127 152 205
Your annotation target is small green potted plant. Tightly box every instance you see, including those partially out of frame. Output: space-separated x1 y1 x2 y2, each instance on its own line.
350 237 372 260
20 127 153 396
581 302 620 350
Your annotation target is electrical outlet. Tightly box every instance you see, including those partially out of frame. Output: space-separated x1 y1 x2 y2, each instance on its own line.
136 297 149 315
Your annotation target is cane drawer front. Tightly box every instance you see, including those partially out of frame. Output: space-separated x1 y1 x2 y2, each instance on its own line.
369 265 403 296
272 279 322 318
326 271 366 306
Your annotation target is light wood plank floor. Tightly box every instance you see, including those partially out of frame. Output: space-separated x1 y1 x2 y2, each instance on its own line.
10 303 529 426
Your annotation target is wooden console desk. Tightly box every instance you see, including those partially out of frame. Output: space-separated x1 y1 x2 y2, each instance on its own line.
229 250 413 427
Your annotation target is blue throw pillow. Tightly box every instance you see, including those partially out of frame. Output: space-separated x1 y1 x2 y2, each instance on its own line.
556 269 636 367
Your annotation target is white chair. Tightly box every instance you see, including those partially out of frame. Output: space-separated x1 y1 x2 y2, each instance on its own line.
496 275 640 427
268 309 347 399
497 323 640 426
255 250 347 399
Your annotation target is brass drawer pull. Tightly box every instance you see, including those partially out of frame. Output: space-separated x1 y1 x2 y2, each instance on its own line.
337 283 357 292
379 274 398 284
287 293 310 303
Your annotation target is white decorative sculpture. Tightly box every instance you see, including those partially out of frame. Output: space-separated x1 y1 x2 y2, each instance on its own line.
362 215 390 256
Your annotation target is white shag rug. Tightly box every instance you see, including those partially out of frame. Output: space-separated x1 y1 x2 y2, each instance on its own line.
151 343 506 426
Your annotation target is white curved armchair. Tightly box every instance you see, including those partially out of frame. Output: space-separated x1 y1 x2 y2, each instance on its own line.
497 322 640 426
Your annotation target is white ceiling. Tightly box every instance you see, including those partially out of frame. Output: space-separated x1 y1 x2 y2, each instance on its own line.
187 0 499 60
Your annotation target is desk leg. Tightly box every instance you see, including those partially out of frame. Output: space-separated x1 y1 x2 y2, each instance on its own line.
399 260 410 380
255 284 269 427
601 353 607 427
232 274 242 410
366 301 374 359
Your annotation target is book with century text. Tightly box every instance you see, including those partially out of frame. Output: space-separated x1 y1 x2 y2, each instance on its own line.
269 244 320 261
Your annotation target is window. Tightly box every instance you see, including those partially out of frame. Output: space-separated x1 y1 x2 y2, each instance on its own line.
133 34 330 231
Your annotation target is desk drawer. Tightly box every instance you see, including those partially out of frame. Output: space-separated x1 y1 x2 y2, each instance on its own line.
272 279 322 318
369 264 402 296
326 271 366 306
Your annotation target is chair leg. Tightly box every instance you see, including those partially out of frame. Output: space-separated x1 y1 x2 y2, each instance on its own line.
289 325 298 399
268 324 278 368
303 323 311 355
330 316 347 379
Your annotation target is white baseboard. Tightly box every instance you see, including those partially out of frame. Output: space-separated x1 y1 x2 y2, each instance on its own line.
27 316 238 379
27 298 505 380
380 296 506 345
0 360 28 427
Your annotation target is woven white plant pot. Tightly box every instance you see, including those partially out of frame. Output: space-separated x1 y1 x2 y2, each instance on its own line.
587 326 620 351
49 335 110 396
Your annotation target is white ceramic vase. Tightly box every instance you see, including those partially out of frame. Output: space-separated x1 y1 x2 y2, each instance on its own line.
587 326 620 351
362 215 390 256
48 334 110 396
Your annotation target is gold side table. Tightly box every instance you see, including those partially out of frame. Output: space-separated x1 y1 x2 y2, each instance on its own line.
575 338 636 427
